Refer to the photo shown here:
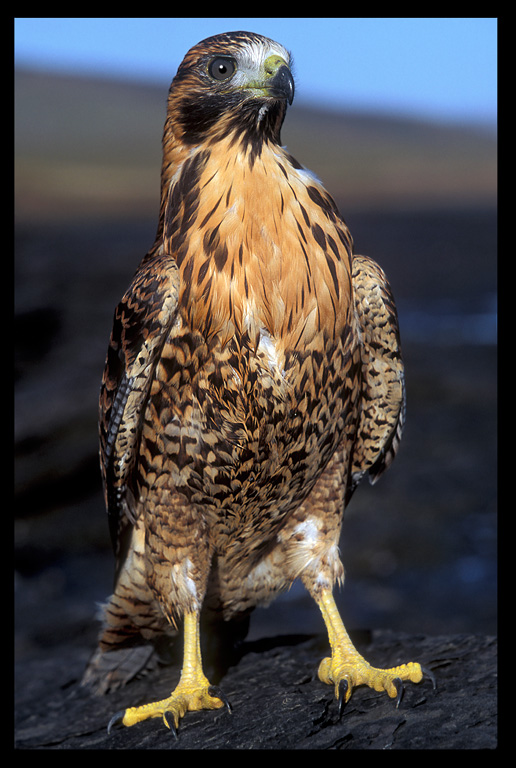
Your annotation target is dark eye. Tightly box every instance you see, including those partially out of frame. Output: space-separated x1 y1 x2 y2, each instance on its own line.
208 57 236 81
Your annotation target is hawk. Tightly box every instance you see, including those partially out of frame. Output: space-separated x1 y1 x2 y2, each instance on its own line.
83 30 432 735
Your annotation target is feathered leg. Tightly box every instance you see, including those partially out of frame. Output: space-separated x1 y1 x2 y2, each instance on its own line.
290 445 431 712
105 480 232 734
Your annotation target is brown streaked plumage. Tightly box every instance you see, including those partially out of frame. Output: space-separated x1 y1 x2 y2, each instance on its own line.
82 30 432 734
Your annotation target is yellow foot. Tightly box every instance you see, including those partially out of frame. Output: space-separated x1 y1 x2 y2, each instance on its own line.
108 679 231 737
315 589 435 715
318 654 428 714
107 611 231 737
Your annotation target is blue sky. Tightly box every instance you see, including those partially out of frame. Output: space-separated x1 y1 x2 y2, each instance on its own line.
15 18 497 125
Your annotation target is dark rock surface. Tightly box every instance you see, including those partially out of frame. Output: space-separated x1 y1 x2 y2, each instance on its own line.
15 630 496 749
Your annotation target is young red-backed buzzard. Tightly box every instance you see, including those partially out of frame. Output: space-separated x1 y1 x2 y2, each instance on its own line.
83 30 432 736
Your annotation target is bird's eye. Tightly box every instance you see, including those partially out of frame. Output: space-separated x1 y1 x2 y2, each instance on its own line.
208 57 236 81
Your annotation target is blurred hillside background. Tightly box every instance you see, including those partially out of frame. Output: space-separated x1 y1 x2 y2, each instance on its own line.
15 19 496 664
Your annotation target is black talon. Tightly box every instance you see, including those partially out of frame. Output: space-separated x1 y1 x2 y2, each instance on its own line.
337 678 349 718
393 677 404 708
163 711 179 739
107 710 126 735
208 685 233 714
421 665 437 690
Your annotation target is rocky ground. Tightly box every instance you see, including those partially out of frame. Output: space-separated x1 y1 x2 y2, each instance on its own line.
15 629 496 749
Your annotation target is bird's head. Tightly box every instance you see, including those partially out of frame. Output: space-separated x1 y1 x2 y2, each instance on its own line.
167 31 295 148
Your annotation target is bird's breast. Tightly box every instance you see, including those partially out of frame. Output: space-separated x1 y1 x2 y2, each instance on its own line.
164 141 354 355
150 140 358 528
